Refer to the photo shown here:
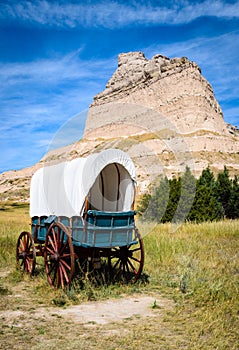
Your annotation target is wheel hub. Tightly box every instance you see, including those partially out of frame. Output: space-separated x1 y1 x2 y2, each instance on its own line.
20 251 27 260
51 253 60 261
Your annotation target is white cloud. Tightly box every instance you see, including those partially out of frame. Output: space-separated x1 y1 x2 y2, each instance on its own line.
0 50 106 88
0 0 239 28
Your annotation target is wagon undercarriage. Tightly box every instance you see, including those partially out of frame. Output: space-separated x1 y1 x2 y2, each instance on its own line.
16 219 144 289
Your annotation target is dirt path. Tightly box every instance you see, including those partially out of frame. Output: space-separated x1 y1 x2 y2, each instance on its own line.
0 291 173 327
0 268 173 327
0 270 176 349
56 294 173 326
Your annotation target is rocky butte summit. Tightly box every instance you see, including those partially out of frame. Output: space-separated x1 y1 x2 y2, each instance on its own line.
1 51 239 201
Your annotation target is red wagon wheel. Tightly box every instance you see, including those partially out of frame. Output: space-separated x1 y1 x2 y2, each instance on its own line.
44 222 75 289
16 231 36 275
109 229 144 283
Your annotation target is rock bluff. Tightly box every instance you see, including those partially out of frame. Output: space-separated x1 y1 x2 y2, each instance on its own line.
84 51 226 138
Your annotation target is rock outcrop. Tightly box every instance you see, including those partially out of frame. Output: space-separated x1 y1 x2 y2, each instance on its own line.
82 51 239 192
85 52 226 138
1 51 239 202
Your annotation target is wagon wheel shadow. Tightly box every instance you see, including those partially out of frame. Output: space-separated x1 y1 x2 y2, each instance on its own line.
74 258 150 288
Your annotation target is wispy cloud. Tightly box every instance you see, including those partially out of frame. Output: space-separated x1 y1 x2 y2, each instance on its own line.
0 50 117 172
0 0 239 28
0 49 116 121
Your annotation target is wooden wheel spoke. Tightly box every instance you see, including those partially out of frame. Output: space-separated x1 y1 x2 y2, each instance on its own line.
16 232 36 276
61 253 71 258
59 241 68 256
60 258 71 271
127 258 137 274
48 261 57 275
58 269 62 289
23 234 27 247
122 262 126 275
130 256 141 263
55 268 59 288
20 240 26 251
44 222 74 289
125 262 130 274
52 228 58 248
108 236 144 283
112 258 121 270
49 235 56 251
129 247 141 253
46 246 55 255
59 265 65 289
19 247 24 254
26 234 30 250
25 258 31 271
59 262 70 284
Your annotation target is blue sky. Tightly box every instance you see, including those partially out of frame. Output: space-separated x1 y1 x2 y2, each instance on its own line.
0 0 239 173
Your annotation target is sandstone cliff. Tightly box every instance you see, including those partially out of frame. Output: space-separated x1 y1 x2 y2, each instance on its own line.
1 51 239 202
85 52 226 137
83 52 239 191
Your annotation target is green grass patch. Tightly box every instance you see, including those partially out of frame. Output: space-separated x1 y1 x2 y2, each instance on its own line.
0 203 30 267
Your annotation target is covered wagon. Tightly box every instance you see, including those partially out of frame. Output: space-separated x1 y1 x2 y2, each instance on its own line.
16 149 144 288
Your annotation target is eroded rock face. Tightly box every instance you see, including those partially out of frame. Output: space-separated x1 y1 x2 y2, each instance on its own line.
81 51 238 193
85 51 225 138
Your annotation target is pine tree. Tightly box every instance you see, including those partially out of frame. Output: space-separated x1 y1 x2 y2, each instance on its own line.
188 167 223 222
156 176 170 222
216 166 232 218
228 175 239 219
138 176 169 222
173 166 196 223
137 193 151 217
145 185 159 222
162 177 181 222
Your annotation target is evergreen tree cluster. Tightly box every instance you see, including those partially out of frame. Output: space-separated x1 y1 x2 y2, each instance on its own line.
137 166 239 223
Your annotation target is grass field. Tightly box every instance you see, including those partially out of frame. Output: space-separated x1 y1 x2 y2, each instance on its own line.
0 203 238 349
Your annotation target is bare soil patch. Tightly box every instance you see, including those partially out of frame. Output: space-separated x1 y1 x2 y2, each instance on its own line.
0 272 176 349
57 294 173 326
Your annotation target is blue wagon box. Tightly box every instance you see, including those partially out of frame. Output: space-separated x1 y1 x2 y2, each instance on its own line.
84 210 136 248
31 210 137 248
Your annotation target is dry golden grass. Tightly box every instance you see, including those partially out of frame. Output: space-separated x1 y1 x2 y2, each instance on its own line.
0 204 238 349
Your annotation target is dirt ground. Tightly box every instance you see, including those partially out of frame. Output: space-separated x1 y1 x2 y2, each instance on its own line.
0 292 173 327
0 270 176 350
56 294 172 326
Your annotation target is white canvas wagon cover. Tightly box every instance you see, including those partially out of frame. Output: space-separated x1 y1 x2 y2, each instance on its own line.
30 149 136 218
